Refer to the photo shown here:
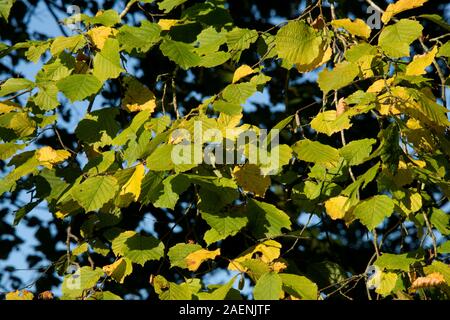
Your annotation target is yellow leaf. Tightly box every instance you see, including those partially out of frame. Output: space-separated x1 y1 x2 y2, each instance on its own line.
103 258 133 284
406 46 438 76
232 65 255 83
185 248 220 271
232 164 271 197
375 272 398 296
158 19 178 30
36 146 71 169
121 77 156 113
87 26 118 50
367 78 394 93
324 196 351 220
228 240 281 272
296 45 332 73
0 101 20 114
331 18 371 39
217 112 242 129
119 163 146 205
5 290 34 300
382 0 428 24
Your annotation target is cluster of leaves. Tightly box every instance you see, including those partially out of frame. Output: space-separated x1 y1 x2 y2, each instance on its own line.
1 0 450 300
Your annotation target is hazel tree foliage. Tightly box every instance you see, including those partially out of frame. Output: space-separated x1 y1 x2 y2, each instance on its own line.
1 0 450 300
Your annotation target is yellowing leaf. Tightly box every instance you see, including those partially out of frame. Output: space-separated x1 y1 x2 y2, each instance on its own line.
121 77 156 113
103 258 133 284
36 146 71 169
232 163 271 197
296 45 332 73
158 19 178 30
232 65 255 83
324 196 351 220
5 290 34 300
406 46 438 76
332 18 371 39
382 0 428 24
119 163 145 203
0 100 20 114
375 272 398 296
310 110 352 136
87 26 118 50
228 240 281 272
185 248 220 271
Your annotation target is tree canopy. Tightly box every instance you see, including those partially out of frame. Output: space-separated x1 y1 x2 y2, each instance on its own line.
1 0 450 300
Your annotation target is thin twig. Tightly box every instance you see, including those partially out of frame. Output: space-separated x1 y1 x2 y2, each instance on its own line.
43 0 68 36
365 0 385 14
119 0 137 19
171 68 180 118
422 211 438 259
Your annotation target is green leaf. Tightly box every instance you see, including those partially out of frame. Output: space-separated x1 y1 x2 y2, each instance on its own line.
118 21 161 53
212 100 242 115
71 175 119 212
0 112 36 137
197 277 236 300
275 21 323 66
93 38 124 81
25 42 50 63
0 142 24 160
158 0 187 13
50 35 85 56
198 51 230 67
253 272 282 300
195 26 227 55
374 253 417 272
153 174 190 209
317 61 359 94
160 39 201 70
201 209 248 244
34 82 60 110
0 78 34 97
279 273 318 300
153 275 192 300
438 41 450 58
247 198 291 238
339 138 376 166
292 139 340 166
353 195 395 230
75 108 120 147
0 0 15 21
146 144 175 171
0 156 39 195
310 110 352 136
430 208 450 235
88 9 120 27
112 231 165 266
222 82 257 104
168 243 202 269
226 27 258 53
57 74 102 102
378 19 423 58
61 266 104 299
419 14 450 32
